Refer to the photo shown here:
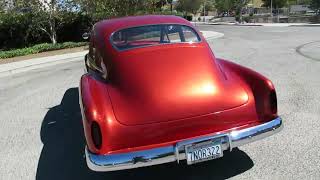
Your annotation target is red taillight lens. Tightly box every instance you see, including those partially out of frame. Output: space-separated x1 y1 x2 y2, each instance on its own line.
91 122 102 149
270 90 277 114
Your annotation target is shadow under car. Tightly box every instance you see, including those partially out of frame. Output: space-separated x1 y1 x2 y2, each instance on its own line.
36 87 254 180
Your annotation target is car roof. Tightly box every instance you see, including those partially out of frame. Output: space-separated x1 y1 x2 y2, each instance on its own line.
93 15 194 39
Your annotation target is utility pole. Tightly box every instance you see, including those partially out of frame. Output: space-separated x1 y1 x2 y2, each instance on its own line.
240 0 244 23
167 0 173 14
270 0 273 17
203 0 206 22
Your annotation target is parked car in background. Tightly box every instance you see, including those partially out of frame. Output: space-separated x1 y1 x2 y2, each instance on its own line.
79 15 283 172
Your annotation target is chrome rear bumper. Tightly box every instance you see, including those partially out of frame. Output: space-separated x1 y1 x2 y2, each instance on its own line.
85 117 283 172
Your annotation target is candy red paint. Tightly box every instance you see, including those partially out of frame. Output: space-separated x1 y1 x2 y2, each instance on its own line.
79 15 278 155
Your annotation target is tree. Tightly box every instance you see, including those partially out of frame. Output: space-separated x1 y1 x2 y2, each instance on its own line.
176 0 203 15
74 0 116 22
262 0 288 8
7 0 77 44
202 0 215 15
36 0 59 44
74 0 166 21
234 0 249 21
214 0 248 17
167 0 173 13
29 0 58 44
287 0 311 5
214 0 235 14
310 0 320 14
0 1 5 12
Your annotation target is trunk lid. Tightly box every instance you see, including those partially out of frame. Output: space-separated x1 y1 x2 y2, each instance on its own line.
107 45 249 126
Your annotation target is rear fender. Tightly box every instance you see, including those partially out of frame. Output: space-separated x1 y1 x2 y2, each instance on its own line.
79 74 117 154
217 59 277 122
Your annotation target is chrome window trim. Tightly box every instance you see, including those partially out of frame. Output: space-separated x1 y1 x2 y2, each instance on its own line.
109 23 203 52
86 54 103 74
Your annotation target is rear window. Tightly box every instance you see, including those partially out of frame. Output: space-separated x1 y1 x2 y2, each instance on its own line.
111 24 201 51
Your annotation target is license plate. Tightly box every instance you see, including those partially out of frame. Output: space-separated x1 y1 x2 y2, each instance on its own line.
185 139 223 165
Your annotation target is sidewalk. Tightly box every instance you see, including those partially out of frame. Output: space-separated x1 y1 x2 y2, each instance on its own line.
0 51 87 77
201 31 224 40
0 30 224 77
194 22 320 27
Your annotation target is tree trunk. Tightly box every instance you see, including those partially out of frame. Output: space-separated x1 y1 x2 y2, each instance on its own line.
50 0 57 44
49 19 57 44
51 31 57 44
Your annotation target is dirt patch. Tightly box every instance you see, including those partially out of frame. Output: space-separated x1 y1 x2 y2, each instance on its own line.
0 46 88 65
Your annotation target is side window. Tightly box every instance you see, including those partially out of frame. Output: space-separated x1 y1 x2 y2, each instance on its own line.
87 31 103 74
166 25 200 43
181 26 200 42
166 25 182 43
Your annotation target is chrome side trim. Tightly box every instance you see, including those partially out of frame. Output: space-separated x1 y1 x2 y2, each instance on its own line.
85 117 283 172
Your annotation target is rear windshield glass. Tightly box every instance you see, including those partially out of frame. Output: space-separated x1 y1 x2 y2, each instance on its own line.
111 24 201 51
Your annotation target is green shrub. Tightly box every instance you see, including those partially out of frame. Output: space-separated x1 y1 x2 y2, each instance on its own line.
0 12 92 50
235 15 240 22
32 43 54 52
243 16 252 23
183 15 193 21
0 42 88 59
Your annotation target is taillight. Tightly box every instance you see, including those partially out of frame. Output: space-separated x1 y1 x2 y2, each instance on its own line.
91 122 102 149
270 90 277 114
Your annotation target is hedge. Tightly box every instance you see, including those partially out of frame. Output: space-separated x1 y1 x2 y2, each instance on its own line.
0 12 92 50
0 42 88 59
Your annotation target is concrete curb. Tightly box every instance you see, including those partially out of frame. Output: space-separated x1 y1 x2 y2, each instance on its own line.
0 51 87 78
198 22 320 27
0 31 224 77
289 24 320 27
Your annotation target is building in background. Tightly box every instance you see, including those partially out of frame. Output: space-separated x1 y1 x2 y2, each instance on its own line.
290 4 312 14
247 0 264 8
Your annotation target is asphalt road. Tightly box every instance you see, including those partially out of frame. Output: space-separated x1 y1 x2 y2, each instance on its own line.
1 25 320 180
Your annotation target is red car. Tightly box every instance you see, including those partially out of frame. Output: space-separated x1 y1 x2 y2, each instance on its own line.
79 15 283 172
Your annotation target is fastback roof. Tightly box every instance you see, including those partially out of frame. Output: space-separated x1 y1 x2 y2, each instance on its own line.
94 15 193 39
